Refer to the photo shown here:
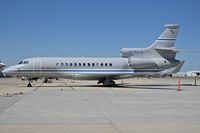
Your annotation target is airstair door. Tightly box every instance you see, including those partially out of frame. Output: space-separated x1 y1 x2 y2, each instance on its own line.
33 60 41 76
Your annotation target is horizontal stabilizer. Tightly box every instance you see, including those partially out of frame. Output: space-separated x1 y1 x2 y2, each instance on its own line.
176 49 200 53
155 47 178 59
155 47 179 52
155 48 200 59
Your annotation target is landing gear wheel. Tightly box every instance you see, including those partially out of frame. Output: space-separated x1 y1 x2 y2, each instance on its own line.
27 83 32 87
109 81 116 87
27 79 32 87
111 81 115 85
43 78 48 83
103 80 116 87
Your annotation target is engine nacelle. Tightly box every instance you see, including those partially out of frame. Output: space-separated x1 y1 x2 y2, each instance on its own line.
128 58 156 69
128 58 175 69
120 48 135 58
155 58 180 69
154 58 170 68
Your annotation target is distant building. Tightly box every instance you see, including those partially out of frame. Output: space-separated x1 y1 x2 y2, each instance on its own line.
172 71 200 77
186 71 200 77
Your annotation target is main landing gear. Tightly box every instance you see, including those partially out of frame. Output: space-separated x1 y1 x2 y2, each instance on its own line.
98 78 116 87
43 78 48 83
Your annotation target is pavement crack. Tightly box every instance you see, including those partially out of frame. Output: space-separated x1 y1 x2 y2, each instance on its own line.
76 91 122 133
59 79 122 133
33 83 43 91
60 79 77 91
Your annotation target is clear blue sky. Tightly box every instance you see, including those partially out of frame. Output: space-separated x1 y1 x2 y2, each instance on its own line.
0 0 200 71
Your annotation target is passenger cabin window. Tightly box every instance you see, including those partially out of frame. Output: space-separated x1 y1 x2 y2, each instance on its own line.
101 63 103 67
56 63 59 66
109 63 112 67
18 61 23 64
70 63 72 66
88 63 90 66
83 63 86 66
65 63 68 66
61 63 64 66
92 63 95 66
105 63 108 67
74 63 77 66
79 63 81 66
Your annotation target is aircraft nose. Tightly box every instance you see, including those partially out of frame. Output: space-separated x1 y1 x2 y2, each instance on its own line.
2 67 16 77
2 68 9 77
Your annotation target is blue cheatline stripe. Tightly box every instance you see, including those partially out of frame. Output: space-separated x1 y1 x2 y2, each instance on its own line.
20 69 135 73
134 69 162 72
157 38 176 41
19 69 164 73
63 69 133 72
21 69 134 71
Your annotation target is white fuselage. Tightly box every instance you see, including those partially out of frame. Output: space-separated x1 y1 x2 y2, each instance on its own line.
3 57 135 80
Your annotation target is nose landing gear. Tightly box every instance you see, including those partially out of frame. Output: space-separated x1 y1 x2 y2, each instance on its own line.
26 78 38 87
27 83 32 87
27 80 32 87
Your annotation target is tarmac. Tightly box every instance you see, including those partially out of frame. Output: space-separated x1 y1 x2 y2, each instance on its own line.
0 77 200 133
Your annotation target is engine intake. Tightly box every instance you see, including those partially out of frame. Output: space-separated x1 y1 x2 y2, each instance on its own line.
120 48 135 58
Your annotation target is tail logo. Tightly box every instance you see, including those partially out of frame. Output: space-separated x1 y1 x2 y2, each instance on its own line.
170 29 174 34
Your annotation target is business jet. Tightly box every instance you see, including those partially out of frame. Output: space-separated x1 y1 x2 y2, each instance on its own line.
2 24 184 87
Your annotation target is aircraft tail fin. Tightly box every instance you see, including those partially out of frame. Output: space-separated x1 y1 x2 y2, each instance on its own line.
150 24 179 48
120 24 180 59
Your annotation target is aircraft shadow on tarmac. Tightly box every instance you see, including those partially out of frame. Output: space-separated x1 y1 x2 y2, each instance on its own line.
35 83 187 91
116 84 179 91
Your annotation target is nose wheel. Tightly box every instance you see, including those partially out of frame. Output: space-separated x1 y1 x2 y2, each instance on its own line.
27 80 32 87
27 83 32 87
105 80 115 87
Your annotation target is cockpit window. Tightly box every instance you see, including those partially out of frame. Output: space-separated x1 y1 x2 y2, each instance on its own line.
23 61 29 64
18 61 23 64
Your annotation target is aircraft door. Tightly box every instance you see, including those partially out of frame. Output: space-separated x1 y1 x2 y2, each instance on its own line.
33 60 41 76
